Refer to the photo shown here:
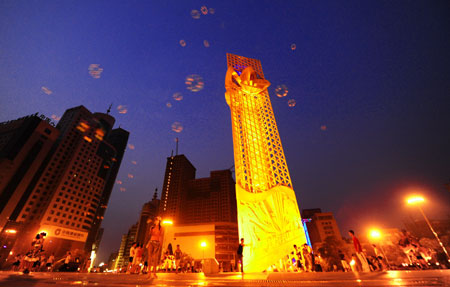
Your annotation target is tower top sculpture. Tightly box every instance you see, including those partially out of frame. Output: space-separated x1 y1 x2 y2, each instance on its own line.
225 53 306 272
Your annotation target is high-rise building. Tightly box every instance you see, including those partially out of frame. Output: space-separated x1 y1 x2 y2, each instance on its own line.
160 155 196 221
85 127 129 253
224 53 307 272
114 223 137 270
0 114 59 231
135 190 160 245
0 106 129 259
158 154 238 269
301 209 342 247
160 154 237 225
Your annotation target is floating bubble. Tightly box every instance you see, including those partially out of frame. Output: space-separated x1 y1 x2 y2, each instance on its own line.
120 187 126 192
41 86 52 95
185 74 204 92
203 40 210 48
201 6 208 15
191 9 201 19
275 85 288 98
117 105 128 114
209 7 215 14
287 99 296 107
173 92 183 101
127 144 135 150
131 160 137 165
320 125 327 131
166 102 172 108
116 180 122 185
179 40 186 47
51 114 61 121
171 122 183 133
291 44 296 51
88 64 103 79
128 174 134 179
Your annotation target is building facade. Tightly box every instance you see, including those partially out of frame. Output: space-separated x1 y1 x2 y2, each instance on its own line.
301 209 342 247
0 106 129 261
158 154 238 269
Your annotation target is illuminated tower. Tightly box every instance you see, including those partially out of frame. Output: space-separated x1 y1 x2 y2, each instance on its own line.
225 54 306 272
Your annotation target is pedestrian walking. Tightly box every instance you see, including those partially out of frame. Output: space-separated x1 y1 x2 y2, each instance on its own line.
348 230 370 272
338 250 350 272
146 217 163 279
302 244 313 272
174 245 182 273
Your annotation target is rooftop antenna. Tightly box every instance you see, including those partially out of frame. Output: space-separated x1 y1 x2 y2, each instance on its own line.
170 150 173 157
106 103 112 115
175 137 179 155
152 188 158 200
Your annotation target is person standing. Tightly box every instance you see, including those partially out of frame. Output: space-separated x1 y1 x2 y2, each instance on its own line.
174 245 182 273
338 250 350 272
146 217 163 279
63 252 72 271
302 244 312 272
236 238 245 273
133 244 144 274
127 242 137 274
348 230 370 272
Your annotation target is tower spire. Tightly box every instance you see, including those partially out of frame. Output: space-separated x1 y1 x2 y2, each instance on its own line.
106 103 112 115
175 137 179 155
152 188 158 200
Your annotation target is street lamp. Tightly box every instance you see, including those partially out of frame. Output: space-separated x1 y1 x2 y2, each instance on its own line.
406 195 450 261
368 228 391 268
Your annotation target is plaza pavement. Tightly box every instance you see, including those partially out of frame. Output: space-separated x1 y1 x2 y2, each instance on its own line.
0 270 449 287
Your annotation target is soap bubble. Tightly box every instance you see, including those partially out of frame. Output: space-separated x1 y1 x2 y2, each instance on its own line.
185 74 204 92
120 187 126 192
88 64 103 79
166 102 172 108
203 40 210 48
128 174 134 179
275 85 288 98
41 86 52 95
209 8 215 14
128 144 135 150
51 114 61 121
291 44 296 51
131 160 137 165
201 6 208 15
287 99 296 107
179 40 186 47
320 125 327 131
117 105 127 114
173 92 183 101
171 122 183 133
191 9 201 19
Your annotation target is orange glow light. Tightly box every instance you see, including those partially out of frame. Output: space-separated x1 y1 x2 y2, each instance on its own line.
406 195 425 205
161 219 173 225
5 229 17 234
225 54 306 272
83 136 92 143
200 241 207 248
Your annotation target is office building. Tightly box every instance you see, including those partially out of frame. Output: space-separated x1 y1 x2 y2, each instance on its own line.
0 106 129 259
301 209 342 247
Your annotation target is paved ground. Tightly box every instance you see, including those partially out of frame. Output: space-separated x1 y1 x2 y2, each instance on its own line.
0 270 449 287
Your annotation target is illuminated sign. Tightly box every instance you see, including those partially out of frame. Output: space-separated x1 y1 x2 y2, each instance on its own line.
39 225 88 242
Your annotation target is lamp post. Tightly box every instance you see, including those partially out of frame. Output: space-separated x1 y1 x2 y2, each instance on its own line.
406 195 450 261
368 229 391 269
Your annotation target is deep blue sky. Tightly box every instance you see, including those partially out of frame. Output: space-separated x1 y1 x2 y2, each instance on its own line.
1 1 449 263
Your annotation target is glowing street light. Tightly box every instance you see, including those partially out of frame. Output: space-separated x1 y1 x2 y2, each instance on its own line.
406 195 450 261
369 229 381 239
5 229 17 234
200 241 207 265
200 241 207 248
161 219 173 225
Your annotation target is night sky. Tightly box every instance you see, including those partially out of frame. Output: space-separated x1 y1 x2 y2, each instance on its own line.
1 1 449 263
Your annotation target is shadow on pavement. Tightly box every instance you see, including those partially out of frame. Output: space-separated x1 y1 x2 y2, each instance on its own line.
0 274 40 287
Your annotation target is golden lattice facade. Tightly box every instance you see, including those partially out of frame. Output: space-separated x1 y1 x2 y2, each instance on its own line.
225 54 306 272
